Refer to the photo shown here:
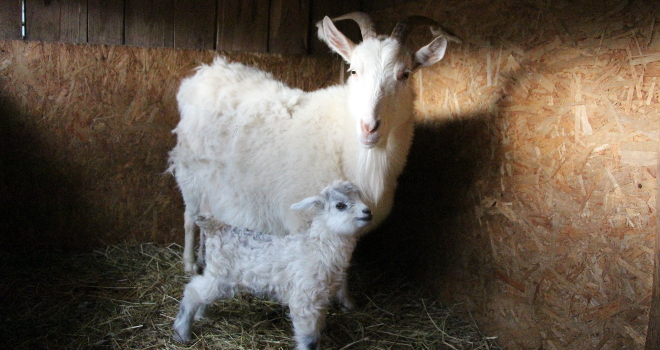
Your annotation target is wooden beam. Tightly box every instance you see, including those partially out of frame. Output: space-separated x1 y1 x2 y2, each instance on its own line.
645 132 660 349
0 0 22 40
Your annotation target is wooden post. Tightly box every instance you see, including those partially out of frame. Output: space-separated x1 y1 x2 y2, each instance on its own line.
645 132 660 349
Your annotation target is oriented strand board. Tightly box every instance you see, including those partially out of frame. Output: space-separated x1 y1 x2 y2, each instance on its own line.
363 0 660 349
2 1 658 348
0 40 340 251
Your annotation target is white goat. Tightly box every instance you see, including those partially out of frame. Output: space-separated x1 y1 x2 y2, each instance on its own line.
172 181 372 350
168 12 457 281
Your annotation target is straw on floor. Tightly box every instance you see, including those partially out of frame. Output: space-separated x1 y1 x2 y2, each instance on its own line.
0 243 501 350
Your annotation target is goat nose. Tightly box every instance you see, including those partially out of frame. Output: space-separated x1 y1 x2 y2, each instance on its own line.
363 208 372 215
371 120 381 132
361 119 381 134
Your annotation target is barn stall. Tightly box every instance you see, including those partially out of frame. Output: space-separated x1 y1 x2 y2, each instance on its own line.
0 0 658 349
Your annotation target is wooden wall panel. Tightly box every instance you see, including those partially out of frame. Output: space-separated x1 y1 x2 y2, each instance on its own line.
361 0 394 12
268 0 309 54
0 1 22 40
361 0 414 12
26 0 87 43
125 0 175 47
17 0 412 52
217 0 269 53
88 0 124 45
174 0 217 50
59 0 87 43
26 0 60 42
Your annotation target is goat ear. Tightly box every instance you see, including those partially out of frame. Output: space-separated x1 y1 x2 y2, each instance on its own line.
291 196 324 212
412 36 447 70
318 16 355 63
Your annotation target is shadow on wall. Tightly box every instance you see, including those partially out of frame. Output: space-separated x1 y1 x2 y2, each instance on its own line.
352 63 529 295
0 96 96 251
353 113 500 292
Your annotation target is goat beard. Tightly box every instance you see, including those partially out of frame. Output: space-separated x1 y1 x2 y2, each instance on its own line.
356 146 389 205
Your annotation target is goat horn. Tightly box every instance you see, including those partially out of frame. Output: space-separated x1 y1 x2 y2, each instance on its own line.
391 16 462 44
332 12 377 40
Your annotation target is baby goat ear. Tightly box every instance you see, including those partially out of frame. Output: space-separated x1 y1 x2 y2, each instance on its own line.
291 195 324 212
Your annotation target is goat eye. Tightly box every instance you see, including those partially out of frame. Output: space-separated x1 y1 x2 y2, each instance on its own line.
350 70 357 75
398 71 410 80
335 203 347 210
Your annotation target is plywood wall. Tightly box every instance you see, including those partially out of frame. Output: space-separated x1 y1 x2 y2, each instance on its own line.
358 0 659 349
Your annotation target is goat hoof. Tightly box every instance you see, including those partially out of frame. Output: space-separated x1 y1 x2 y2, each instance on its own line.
172 329 191 344
337 296 356 312
339 302 355 312
184 261 197 274
184 262 202 275
195 260 206 274
296 339 321 350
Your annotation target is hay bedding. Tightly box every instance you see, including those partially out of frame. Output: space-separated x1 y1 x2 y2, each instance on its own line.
0 243 500 350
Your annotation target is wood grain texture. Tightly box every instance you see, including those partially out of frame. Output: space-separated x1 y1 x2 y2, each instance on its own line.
88 0 124 45
26 0 87 43
174 0 217 50
217 0 269 53
26 0 60 42
0 0 22 40
125 0 175 47
59 0 87 43
268 0 309 54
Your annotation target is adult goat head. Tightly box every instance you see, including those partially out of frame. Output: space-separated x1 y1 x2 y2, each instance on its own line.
317 12 458 148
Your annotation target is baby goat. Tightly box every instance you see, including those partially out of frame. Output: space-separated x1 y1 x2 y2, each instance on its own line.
172 181 372 350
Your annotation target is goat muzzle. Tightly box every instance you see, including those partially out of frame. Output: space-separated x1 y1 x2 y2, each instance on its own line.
357 208 373 225
359 119 381 147
361 119 381 134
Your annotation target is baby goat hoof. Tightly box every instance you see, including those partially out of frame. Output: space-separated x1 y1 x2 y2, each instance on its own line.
172 329 190 344
339 301 355 312
184 262 201 275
